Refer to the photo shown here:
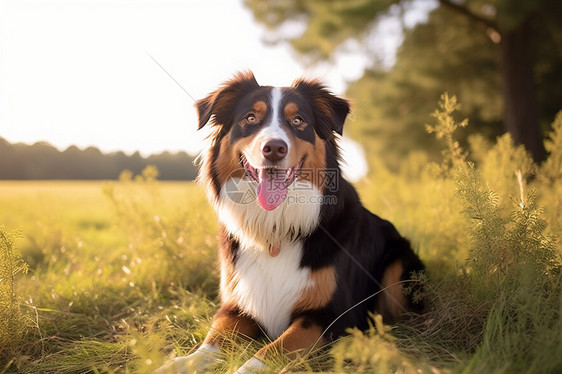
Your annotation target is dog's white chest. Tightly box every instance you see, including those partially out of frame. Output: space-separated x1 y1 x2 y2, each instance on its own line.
230 241 311 340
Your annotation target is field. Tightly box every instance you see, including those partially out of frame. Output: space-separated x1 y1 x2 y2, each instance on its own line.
2 104 562 373
0 176 223 373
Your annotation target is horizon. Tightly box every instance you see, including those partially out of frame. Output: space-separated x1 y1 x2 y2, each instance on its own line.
0 135 195 158
0 132 368 182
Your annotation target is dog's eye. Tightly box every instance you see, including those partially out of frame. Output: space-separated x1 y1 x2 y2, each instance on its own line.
245 114 257 124
291 116 304 126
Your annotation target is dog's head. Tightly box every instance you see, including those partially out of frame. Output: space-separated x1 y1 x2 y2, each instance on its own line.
197 71 350 211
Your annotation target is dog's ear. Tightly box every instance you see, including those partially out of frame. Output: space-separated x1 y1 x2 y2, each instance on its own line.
196 71 260 130
292 78 350 139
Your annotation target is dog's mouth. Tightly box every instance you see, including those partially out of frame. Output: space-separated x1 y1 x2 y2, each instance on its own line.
241 154 306 211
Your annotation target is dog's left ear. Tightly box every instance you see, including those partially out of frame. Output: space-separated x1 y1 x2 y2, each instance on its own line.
292 79 350 139
197 71 260 130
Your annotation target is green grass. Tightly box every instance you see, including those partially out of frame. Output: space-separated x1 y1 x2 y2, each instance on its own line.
1 104 562 373
0 178 219 373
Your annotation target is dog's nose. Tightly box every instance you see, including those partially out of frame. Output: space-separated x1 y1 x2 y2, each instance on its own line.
262 139 288 162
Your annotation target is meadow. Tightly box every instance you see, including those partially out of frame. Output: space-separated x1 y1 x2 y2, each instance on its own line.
1 97 562 373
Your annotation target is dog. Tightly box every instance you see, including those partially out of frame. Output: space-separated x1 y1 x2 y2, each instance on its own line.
157 71 424 373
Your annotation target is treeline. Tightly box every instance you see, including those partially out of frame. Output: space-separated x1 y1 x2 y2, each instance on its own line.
0 137 198 180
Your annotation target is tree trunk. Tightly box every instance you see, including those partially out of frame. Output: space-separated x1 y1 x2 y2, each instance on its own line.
500 17 546 162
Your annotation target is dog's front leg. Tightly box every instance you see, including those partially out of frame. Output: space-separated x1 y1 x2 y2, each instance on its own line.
157 304 260 374
234 316 325 374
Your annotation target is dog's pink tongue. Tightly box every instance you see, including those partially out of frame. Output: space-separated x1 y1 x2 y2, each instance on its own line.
257 169 287 211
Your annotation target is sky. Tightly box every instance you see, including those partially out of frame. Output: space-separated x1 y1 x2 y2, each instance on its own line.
0 0 434 181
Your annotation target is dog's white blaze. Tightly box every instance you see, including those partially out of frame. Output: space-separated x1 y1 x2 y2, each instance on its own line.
267 87 285 137
231 239 311 339
246 87 291 167
217 177 322 248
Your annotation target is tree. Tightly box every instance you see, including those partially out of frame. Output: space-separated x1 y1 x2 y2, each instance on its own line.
438 0 557 162
345 4 504 169
245 0 562 163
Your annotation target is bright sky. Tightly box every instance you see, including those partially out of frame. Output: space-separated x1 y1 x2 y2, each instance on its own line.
0 0 434 180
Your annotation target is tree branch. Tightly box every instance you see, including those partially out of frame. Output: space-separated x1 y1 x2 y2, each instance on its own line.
439 0 500 34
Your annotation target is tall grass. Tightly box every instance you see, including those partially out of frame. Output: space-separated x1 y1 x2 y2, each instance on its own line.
333 95 562 373
0 227 29 364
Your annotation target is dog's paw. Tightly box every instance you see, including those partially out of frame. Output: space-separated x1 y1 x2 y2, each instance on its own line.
233 357 268 374
156 345 222 374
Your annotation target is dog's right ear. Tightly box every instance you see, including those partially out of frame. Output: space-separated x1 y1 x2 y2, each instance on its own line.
196 71 260 130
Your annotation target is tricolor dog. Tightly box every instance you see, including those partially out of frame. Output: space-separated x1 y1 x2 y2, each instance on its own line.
158 72 424 373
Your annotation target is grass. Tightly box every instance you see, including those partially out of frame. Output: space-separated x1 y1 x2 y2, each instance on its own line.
0 178 219 373
1 103 562 373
